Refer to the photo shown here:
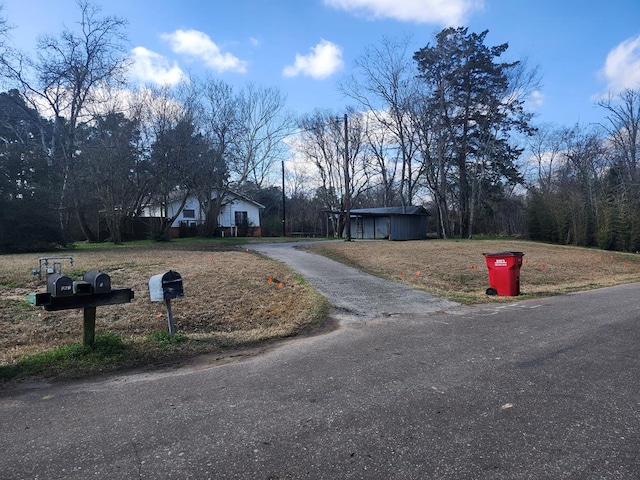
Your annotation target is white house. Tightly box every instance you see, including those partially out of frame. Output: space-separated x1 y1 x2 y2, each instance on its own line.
141 190 264 238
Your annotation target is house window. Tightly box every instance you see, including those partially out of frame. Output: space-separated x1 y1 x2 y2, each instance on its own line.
183 209 195 218
235 211 248 226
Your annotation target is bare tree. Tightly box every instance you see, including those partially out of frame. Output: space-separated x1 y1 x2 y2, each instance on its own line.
339 35 421 207
525 123 608 246
232 83 295 190
295 109 369 237
0 5 10 52
194 77 235 236
285 160 312 199
296 110 346 236
359 111 399 206
598 89 640 184
525 123 570 192
344 108 372 208
139 85 204 238
561 125 607 244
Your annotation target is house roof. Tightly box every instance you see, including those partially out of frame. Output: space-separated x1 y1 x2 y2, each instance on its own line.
219 190 265 209
349 206 430 216
146 189 265 209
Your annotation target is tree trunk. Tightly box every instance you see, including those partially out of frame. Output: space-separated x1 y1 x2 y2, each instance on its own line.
204 197 223 237
75 203 97 242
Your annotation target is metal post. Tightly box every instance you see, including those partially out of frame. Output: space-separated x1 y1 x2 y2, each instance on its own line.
165 299 176 336
83 306 96 346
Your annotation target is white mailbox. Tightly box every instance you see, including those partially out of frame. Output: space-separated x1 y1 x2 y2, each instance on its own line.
148 270 184 302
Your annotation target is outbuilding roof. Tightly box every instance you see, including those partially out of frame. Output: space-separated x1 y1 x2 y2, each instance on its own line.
349 206 430 216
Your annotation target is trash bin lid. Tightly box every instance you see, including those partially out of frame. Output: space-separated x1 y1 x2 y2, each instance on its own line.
483 251 524 257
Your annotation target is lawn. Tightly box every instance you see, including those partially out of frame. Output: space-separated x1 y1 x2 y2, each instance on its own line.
0 239 328 381
3 237 640 382
307 239 640 303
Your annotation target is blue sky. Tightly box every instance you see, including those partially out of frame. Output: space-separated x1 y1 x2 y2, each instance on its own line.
2 0 640 128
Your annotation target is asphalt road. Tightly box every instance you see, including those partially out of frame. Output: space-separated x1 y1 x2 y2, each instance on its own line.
2 242 640 479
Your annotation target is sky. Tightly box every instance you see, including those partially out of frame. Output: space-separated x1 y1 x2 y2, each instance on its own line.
2 0 640 129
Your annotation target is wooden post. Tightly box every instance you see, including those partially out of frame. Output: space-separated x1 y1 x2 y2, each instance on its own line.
343 113 351 241
282 160 286 237
165 299 176 336
83 306 97 346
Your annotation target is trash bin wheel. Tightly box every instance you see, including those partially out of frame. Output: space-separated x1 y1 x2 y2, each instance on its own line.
486 287 498 296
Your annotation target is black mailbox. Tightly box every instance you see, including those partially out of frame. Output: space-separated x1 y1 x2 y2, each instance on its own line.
47 273 74 297
149 270 184 302
73 281 93 296
83 271 111 294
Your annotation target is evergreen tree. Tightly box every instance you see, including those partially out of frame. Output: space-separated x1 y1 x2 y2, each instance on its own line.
0 90 66 252
413 27 534 238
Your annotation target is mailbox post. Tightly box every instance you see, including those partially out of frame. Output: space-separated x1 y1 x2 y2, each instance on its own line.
148 271 184 336
83 307 97 346
165 300 176 336
29 269 134 346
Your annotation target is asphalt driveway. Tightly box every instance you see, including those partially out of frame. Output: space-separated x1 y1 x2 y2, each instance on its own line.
2 242 640 479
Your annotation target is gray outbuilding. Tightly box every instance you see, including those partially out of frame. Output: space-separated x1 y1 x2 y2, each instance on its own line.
347 206 430 241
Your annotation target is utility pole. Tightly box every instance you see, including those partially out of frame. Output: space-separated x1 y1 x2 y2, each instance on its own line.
281 160 286 237
343 113 351 241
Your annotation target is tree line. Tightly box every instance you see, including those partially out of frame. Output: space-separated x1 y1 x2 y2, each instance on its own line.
526 90 640 252
0 2 295 249
0 1 639 253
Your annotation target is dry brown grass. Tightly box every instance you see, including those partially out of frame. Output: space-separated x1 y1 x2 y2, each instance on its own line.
0 243 327 371
308 239 640 303
4 238 640 381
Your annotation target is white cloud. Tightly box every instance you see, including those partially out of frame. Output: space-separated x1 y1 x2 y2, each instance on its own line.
130 46 187 86
283 40 344 79
527 90 545 110
599 35 640 94
323 0 483 26
161 29 248 74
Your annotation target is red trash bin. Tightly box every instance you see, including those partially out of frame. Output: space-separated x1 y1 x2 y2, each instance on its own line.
483 252 524 296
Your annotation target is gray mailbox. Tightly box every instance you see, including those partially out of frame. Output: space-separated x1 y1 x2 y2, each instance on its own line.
149 270 184 302
47 273 74 297
83 271 111 294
